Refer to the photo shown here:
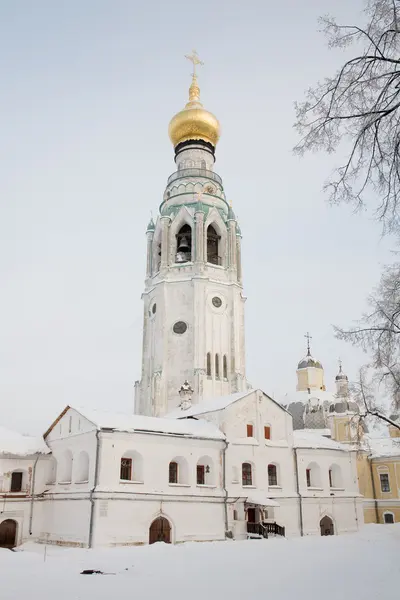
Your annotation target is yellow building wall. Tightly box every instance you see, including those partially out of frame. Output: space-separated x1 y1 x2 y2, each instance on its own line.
371 460 399 501
357 452 374 499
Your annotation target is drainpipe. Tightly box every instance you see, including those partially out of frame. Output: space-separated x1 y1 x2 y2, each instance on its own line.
294 448 304 536
29 454 41 535
222 440 229 536
88 429 101 548
368 457 379 524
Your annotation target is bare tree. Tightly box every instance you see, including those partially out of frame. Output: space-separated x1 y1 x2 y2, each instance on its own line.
350 367 400 430
294 0 400 232
337 263 400 425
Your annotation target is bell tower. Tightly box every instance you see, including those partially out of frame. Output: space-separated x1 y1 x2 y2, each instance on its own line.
135 53 247 417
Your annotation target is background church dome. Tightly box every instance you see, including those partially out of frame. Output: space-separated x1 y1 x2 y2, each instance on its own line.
297 356 323 370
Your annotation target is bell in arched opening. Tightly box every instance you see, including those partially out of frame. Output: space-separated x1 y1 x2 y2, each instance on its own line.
176 224 192 263
207 225 220 265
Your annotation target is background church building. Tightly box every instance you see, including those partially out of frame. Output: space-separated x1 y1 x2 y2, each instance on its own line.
1 53 399 549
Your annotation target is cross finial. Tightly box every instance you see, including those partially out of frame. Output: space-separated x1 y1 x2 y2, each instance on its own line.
185 50 204 77
304 332 312 355
338 357 342 373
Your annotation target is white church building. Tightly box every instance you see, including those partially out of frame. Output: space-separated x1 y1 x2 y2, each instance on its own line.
0 57 364 549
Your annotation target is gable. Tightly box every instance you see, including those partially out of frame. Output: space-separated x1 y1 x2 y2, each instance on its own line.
44 407 96 442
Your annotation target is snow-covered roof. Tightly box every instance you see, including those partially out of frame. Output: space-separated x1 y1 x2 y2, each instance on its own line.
0 426 49 457
293 430 349 451
74 407 225 440
365 436 400 459
165 391 254 419
244 492 280 507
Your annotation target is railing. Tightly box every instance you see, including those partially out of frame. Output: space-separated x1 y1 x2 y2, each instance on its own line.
247 522 268 538
167 168 223 187
264 522 285 537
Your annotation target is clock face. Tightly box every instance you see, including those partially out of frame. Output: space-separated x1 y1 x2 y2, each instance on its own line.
205 185 215 194
173 321 187 334
212 296 222 308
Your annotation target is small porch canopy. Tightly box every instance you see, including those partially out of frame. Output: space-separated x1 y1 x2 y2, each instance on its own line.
244 492 280 507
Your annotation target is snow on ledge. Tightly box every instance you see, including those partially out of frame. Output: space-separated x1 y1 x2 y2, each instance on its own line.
293 430 349 451
0 425 49 457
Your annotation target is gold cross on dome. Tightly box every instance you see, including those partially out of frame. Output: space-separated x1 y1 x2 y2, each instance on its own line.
185 50 204 76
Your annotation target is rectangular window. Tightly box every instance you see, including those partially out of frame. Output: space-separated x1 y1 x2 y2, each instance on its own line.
329 469 333 488
380 473 390 493
120 458 132 481
10 472 23 492
247 424 254 437
264 426 271 440
169 461 178 484
306 468 311 488
268 465 277 486
197 465 205 485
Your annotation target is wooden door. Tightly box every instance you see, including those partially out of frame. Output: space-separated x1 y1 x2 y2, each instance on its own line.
247 508 256 523
320 516 334 536
149 517 171 544
0 519 17 548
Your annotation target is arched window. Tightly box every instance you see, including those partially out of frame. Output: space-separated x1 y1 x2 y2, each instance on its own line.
197 456 214 485
120 450 144 482
201 160 206 170
268 464 278 486
176 224 192 263
155 242 162 272
215 354 220 378
306 462 321 488
223 355 228 379
60 450 73 483
328 464 342 488
206 352 212 377
169 457 189 484
46 456 57 485
207 225 220 265
75 451 89 482
242 463 253 486
384 512 395 524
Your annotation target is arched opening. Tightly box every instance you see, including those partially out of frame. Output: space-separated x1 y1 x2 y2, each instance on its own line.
242 462 253 486
46 456 57 485
176 224 192 263
0 519 17 548
223 355 228 379
305 462 321 488
320 515 334 536
149 517 171 544
75 451 89 482
120 450 144 482
59 450 73 483
328 464 342 488
215 354 220 378
201 160 206 170
206 352 211 377
168 457 189 484
196 456 214 485
207 225 220 265
384 512 395 524
268 464 278 486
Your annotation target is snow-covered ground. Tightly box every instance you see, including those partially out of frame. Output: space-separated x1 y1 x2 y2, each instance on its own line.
1 525 399 600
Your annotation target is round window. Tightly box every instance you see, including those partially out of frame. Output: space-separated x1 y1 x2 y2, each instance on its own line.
152 303 157 314
173 321 187 334
212 296 222 308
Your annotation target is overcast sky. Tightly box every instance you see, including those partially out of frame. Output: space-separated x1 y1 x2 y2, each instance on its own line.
0 0 395 435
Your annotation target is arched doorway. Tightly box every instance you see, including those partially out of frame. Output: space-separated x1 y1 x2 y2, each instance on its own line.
320 516 334 536
149 517 171 544
0 519 17 549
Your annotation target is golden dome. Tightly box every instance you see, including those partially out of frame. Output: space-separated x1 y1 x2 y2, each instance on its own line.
168 74 220 148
